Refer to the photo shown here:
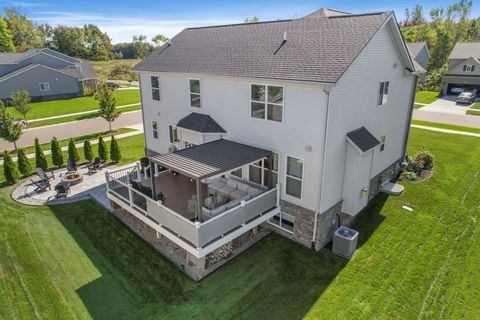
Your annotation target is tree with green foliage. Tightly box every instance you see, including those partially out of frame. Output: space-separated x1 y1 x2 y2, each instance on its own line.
95 85 120 132
4 7 45 51
84 24 113 60
98 136 108 161
0 16 15 52
152 34 169 47
244 16 260 23
11 90 32 122
0 102 23 151
17 148 31 176
3 150 19 184
132 35 153 58
68 138 80 162
51 137 64 168
109 136 121 162
34 137 48 170
83 140 94 162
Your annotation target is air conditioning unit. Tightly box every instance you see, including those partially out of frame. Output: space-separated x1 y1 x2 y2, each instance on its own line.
332 226 358 258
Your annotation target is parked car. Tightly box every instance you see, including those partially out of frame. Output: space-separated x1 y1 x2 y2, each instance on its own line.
456 92 476 104
105 81 120 89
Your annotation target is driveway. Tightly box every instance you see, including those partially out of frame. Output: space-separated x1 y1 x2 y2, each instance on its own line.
0 110 143 150
419 95 473 115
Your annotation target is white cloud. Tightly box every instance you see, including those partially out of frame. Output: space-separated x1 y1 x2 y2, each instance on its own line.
5 1 50 8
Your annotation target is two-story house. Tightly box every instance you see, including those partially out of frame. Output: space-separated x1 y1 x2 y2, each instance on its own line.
105 8 418 281
0 47 96 101
441 42 480 95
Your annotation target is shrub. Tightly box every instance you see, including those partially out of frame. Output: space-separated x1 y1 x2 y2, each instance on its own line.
110 135 121 162
405 171 417 181
51 137 64 168
34 138 48 171
3 150 19 184
83 140 94 162
98 136 108 161
83 86 97 96
17 149 31 176
68 138 80 162
414 151 434 170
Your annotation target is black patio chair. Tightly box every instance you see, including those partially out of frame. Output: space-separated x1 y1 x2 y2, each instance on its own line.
36 168 54 181
65 157 77 175
30 178 51 192
87 157 101 173
54 182 71 198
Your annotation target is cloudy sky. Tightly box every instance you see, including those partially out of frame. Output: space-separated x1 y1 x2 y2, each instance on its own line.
1 0 477 44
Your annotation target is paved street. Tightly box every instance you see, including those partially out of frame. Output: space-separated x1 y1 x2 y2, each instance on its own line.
0 110 143 150
413 109 480 128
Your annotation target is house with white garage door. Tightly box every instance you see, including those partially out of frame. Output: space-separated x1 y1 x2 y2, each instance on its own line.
0 47 97 101
105 8 419 280
441 42 480 95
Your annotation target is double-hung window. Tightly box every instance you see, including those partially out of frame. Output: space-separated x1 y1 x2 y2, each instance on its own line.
249 152 279 187
464 65 475 72
189 79 201 108
286 156 303 199
152 121 158 139
39 82 50 91
151 76 160 101
251 84 283 122
377 81 389 106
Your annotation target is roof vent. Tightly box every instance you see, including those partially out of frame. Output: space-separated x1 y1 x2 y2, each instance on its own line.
283 31 287 42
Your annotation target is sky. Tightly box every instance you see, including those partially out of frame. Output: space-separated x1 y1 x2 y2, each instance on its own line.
1 0 478 44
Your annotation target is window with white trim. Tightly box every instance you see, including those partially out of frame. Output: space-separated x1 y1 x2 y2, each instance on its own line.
251 84 283 122
168 125 179 143
39 82 50 91
269 212 295 233
152 121 158 139
377 81 389 106
151 76 160 101
464 65 475 72
286 156 303 199
248 152 279 187
189 79 201 108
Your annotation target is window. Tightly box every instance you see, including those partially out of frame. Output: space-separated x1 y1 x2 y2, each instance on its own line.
464 65 475 72
39 82 50 91
231 168 243 178
248 152 279 187
184 141 196 148
286 156 303 199
151 76 160 101
168 125 179 143
269 212 295 233
251 84 283 122
152 121 158 139
189 79 201 108
377 81 389 106
380 135 386 152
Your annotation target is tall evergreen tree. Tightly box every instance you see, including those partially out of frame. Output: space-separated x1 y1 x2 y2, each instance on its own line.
98 136 108 161
34 138 48 170
4 150 19 184
51 137 64 168
68 138 80 162
83 140 94 162
17 148 31 177
110 136 121 162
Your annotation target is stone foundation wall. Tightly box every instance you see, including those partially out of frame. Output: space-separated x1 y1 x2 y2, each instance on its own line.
368 159 402 201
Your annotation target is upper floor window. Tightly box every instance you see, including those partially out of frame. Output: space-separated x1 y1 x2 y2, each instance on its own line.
377 81 389 106
286 156 303 199
152 121 158 139
251 84 283 122
464 65 475 72
189 79 201 108
39 82 50 91
151 76 160 101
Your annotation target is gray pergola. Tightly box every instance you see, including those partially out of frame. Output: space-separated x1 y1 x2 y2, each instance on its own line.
149 139 273 220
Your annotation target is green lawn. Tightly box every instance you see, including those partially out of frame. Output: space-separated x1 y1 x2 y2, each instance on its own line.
7 89 140 122
470 101 480 110
1 128 480 319
411 120 480 134
414 90 439 108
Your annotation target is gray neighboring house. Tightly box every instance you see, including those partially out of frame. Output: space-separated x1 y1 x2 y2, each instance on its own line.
406 42 430 81
441 42 480 95
0 48 97 101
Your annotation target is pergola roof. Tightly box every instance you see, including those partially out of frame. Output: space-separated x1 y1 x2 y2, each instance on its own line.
150 139 271 179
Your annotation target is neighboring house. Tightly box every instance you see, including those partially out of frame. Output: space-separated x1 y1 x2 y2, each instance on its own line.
106 8 419 281
441 42 480 95
406 42 430 81
0 48 96 101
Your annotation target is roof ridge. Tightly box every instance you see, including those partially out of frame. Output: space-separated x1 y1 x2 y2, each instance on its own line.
186 19 293 30
328 11 390 19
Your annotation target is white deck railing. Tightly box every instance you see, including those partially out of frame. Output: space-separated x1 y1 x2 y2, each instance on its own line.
105 166 279 253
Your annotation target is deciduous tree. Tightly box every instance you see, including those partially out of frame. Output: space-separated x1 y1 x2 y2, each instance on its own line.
0 16 15 52
11 90 31 122
95 85 120 132
0 101 23 151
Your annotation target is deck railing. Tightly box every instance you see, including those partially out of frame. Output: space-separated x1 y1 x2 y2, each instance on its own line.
105 166 279 250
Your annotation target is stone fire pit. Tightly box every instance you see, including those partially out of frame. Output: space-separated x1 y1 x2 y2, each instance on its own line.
61 173 84 186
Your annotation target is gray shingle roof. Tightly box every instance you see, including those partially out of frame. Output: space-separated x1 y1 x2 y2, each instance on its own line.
133 10 391 83
0 64 38 82
347 127 380 152
0 52 29 64
406 42 426 58
151 139 271 179
449 42 480 60
177 113 226 133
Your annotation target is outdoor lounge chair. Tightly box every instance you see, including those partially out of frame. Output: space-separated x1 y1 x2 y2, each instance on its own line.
65 158 77 175
36 168 54 181
87 157 101 173
54 182 71 198
30 178 51 192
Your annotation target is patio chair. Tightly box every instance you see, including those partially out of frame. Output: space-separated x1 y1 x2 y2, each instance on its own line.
65 158 77 175
30 178 51 192
87 157 101 173
54 182 71 198
36 168 54 181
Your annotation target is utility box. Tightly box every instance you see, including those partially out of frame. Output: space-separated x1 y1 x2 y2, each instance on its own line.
332 226 358 258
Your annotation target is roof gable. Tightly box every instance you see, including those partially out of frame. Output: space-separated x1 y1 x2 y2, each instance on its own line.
445 56 480 75
449 42 480 60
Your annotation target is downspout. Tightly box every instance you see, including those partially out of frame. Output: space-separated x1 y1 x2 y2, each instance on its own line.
402 73 418 160
137 73 148 156
312 84 333 246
